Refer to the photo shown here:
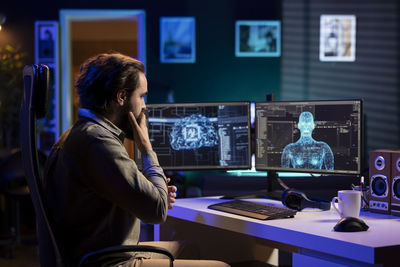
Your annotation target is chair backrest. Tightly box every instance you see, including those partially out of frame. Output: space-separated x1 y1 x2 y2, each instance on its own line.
20 64 64 267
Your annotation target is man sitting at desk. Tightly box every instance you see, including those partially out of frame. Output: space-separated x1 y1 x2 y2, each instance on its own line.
44 52 230 267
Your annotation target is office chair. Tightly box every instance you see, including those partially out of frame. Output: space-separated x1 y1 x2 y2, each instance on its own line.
20 64 174 267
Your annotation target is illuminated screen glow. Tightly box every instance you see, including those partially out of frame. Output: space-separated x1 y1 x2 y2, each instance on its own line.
136 102 251 170
255 100 362 175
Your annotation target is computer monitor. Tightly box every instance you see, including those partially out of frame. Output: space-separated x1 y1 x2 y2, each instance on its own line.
135 102 251 170
255 99 363 175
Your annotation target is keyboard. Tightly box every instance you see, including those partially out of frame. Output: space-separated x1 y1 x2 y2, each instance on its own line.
208 200 297 220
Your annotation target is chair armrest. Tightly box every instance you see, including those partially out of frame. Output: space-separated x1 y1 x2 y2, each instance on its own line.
78 244 174 267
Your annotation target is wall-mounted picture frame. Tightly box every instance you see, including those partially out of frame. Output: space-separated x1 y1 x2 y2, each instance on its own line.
319 15 356 62
160 17 196 63
235 20 281 57
37 22 57 62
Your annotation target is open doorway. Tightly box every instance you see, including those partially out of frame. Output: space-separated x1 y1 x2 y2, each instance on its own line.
60 9 146 157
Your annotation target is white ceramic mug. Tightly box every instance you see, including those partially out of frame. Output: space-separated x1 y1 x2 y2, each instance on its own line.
331 190 362 218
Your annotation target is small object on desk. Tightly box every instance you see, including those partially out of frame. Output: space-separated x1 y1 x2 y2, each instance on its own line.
208 199 297 220
333 217 369 232
352 175 370 210
281 188 331 211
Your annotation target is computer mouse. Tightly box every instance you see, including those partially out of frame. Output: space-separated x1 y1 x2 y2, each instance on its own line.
333 217 369 232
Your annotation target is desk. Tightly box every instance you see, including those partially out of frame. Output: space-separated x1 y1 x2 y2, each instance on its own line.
155 196 400 267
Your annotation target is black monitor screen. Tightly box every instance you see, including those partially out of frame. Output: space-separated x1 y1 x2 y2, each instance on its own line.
255 100 362 175
136 102 251 170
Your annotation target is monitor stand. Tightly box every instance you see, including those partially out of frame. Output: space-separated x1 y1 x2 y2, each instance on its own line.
221 94 290 200
221 171 289 200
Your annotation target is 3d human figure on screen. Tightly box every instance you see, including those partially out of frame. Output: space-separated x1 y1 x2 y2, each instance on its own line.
281 111 334 170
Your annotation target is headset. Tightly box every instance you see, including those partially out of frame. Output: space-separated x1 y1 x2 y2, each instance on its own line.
281 188 331 211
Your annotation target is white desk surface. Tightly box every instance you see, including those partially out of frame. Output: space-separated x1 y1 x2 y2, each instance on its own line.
166 196 400 265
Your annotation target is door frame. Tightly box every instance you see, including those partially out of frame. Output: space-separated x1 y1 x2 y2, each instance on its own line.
59 9 146 133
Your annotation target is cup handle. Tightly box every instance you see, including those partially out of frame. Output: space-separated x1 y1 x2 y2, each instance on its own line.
331 197 343 218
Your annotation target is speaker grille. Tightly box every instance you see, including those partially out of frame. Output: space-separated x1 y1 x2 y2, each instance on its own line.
371 175 388 197
392 177 400 200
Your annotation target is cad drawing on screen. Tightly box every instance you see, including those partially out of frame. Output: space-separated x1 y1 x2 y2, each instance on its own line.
169 114 219 150
281 111 334 170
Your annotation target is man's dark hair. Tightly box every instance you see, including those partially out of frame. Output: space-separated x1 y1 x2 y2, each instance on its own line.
75 52 145 112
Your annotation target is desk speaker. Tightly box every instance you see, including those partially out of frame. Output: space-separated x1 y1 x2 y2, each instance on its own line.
369 150 392 214
391 151 400 216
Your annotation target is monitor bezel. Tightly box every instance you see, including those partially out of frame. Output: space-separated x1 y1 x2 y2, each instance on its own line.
254 99 363 175
136 101 252 171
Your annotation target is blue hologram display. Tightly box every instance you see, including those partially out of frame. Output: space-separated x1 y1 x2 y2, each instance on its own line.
170 114 219 150
136 102 251 170
255 100 362 175
281 111 334 170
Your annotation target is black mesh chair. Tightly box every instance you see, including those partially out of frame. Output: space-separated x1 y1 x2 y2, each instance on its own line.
20 64 174 267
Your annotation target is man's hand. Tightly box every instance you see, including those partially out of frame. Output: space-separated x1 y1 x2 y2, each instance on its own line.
129 111 152 153
167 178 177 209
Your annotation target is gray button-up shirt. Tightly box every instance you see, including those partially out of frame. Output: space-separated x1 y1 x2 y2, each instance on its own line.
43 108 168 265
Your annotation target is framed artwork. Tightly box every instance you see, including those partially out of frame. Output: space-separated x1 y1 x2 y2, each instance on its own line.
36 22 57 62
235 20 281 57
319 15 356 62
160 17 196 63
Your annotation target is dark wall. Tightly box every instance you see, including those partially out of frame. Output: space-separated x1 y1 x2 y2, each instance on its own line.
280 0 400 156
146 1 281 103
2 0 281 104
